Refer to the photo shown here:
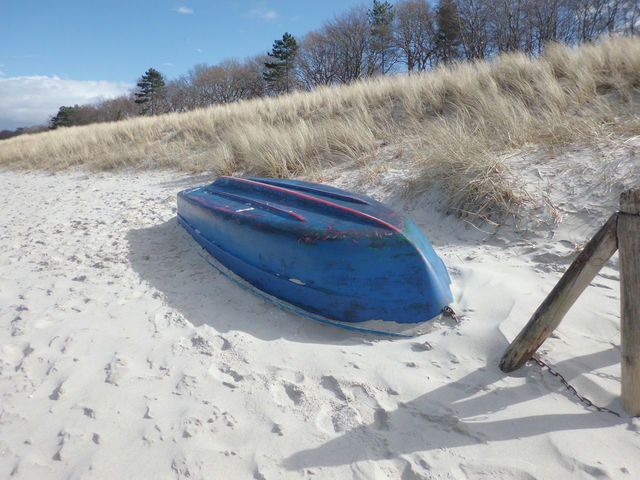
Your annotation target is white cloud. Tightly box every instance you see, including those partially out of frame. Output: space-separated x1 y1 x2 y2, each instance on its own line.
0 76 133 130
250 6 278 22
174 6 193 14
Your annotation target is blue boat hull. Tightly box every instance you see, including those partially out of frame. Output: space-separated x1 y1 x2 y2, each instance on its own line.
177 177 452 325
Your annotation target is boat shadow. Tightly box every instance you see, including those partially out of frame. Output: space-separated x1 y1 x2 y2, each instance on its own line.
127 217 377 345
283 347 627 471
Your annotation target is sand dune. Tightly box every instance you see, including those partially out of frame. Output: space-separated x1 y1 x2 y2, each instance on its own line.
1 137 639 478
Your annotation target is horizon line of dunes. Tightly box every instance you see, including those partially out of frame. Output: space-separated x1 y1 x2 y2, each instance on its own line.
1 35 639 220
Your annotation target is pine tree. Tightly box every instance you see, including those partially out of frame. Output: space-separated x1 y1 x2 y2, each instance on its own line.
135 68 166 115
368 0 396 75
49 105 80 129
263 33 299 94
435 0 462 64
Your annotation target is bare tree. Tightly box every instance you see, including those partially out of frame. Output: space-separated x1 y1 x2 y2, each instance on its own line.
522 0 560 53
324 6 371 83
98 94 139 121
195 63 226 106
296 30 341 88
456 0 493 59
212 59 259 103
238 55 268 98
621 0 640 35
163 57 266 112
164 76 198 112
394 0 436 71
570 0 622 42
178 61 253 108
490 0 527 53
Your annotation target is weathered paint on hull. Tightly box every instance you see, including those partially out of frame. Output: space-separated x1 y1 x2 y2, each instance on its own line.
177 177 452 325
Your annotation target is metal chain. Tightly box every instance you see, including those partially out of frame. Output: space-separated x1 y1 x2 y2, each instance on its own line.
531 356 622 418
442 306 459 323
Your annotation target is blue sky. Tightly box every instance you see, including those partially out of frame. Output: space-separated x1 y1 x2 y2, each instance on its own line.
0 0 366 130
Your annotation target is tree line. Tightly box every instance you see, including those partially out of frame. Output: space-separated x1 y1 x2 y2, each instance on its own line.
2 0 637 138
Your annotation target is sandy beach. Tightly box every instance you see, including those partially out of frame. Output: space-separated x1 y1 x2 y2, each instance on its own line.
1 139 640 479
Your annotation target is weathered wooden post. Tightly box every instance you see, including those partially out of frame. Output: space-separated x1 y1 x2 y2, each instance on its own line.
499 212 619 373
620 190 640 416
499 189 640 416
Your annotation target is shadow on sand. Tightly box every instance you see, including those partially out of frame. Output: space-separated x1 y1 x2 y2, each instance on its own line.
127 213 628 469
283 347 628 471
127 217 381 345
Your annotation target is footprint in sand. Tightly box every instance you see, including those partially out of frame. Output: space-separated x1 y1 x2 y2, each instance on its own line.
373 407 391 431
12 343 34 372
181 417 203 438
265 368 307 407
396 458 432 480
217 335 232 351
316 377 392 434
272 368 305 384
190 333 215 356
283 383 305 405
271 423 284 436
207 406 236 429
51 335 73 354
411 341 433 352
104 355 128 386
49 382 65 401
174 374 198 395
171 456 200 480
314 405 339 434
11 313 25 336
320 375 347 401
329 404 363 433
219 366 245 382
208 365 246 389
51 431 69 462
52 430 94 462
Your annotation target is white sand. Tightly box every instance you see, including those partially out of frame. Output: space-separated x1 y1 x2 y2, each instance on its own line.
1 139 639 479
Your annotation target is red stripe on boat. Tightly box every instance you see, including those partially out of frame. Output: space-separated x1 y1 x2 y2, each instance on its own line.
222 177 403 234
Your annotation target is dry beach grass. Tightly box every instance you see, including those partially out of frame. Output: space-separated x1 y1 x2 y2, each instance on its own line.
1 36 639 219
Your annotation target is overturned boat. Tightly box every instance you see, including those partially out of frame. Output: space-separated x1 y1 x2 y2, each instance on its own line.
177 176 453 333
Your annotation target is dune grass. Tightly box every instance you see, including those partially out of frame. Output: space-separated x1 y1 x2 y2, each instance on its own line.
1 36 639 219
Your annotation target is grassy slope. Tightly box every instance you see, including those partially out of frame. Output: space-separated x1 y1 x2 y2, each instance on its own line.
1 36 639 219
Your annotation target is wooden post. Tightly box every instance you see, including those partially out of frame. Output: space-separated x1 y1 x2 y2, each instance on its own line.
620 190 640 416
500 213 619 373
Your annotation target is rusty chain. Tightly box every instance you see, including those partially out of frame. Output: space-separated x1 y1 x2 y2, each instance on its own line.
442 306 459 323
531 356 622 418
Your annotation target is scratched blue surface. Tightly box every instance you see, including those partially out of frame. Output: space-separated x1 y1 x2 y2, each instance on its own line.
177 176 453 324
